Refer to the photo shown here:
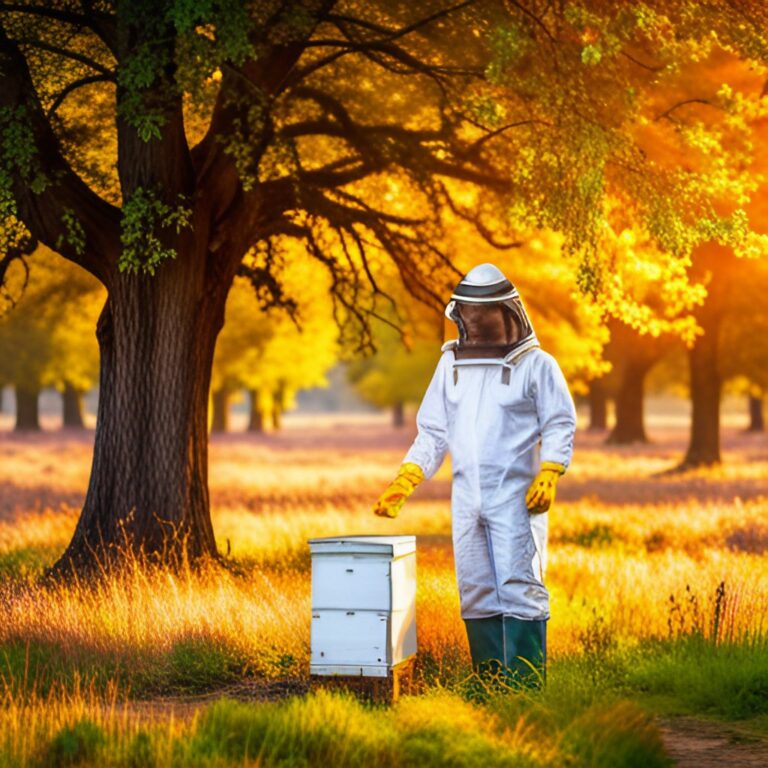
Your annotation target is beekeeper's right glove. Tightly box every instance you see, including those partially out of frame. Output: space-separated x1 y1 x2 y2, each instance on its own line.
373 463 425 518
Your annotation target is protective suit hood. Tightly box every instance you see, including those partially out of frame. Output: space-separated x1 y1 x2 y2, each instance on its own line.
444 263 539 361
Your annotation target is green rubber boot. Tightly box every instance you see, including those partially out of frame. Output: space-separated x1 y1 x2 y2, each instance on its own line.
464 615 546 692
464 615 505 679
502 615 546 689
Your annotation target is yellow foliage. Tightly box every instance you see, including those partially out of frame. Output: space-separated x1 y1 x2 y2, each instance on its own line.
0 248 102 392
213 254 339 415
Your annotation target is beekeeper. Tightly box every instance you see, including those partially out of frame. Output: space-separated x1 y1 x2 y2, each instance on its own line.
373 263 576 686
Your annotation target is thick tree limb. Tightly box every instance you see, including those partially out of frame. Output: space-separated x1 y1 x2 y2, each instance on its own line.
0 25 119 284
192 3 337 223
0 2 117 54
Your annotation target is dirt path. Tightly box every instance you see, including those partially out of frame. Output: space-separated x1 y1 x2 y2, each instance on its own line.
659 717 768 767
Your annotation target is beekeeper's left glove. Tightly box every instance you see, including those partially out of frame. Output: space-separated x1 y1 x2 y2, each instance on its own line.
526 462 565 514
373 463 425 518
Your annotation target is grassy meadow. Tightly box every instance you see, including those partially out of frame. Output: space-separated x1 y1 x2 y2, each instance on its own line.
1 417 767 766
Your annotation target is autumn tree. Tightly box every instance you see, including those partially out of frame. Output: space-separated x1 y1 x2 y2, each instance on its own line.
211 253 338 432
0 247 100 430
716 254 768 435
590 230 684 444
347 300 442 428
47 282 102 429
603 320 667 444
0 257 53 430
3 1 768 572
618 50 768 465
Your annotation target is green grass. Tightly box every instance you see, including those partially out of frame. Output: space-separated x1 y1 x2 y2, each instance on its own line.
0 691 673 768
625 635 768 720
10 633 766 767
0 637 254 698
4 630 768 717
0 546 63 579
0 640 126 697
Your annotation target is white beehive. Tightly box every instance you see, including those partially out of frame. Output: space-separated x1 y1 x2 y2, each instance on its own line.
309 535 417 677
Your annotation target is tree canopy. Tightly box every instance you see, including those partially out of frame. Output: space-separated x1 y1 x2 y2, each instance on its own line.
3 2 768 334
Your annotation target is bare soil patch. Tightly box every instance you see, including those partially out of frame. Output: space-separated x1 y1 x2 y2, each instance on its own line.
659 716 768 767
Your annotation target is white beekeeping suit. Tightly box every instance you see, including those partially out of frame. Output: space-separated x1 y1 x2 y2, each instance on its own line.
373 263 577 687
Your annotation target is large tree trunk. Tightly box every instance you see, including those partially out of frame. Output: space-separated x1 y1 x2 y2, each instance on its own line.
747 395 764 433
248 389 264 433
62 384 85 429
392 401 405 428
588 379 608 431
211 388 231 433
683 323 721 467
52 266 228 574
606 360 649 444
14 386 41 431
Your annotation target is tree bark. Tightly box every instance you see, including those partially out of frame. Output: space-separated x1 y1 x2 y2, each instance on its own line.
606 360 649 444
588 379 608 431
14 386 41 431
248 389 264 433
62 384 86 429
52 265 229 574
683 324 721 467
747 395 764 433
392 401 405 428
211 389 231 433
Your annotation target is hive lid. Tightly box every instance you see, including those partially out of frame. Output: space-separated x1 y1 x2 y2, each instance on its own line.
308 535 416 557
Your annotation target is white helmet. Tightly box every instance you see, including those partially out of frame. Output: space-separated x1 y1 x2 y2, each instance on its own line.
445 263 537 356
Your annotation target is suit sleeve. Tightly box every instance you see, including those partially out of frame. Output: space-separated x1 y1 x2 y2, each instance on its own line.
402 352 450 479
530 352 577 471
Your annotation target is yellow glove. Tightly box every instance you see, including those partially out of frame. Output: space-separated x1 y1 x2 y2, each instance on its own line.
373 463 425 518
525 462 565 514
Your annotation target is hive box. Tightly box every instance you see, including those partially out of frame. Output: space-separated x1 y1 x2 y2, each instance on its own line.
309 535 417 677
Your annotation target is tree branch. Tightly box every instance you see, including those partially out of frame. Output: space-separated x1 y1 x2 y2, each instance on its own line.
0 25 119 285
46 73 113 117
0 233 35 310
17 38 114 77
656 98 717 122
287 37 480 90
0 3 117 54
325 1 479 45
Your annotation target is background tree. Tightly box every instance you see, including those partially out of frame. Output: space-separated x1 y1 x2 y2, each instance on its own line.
0 247 99 430
46 284 103 429
0 260 52 430
347 305 442 428
2 1 768 572
603 320 670 444
746 393 764 433
211 253 338 432
719 254 768 435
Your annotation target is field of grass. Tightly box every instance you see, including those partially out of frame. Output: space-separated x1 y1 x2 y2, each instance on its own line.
0 419 767 766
